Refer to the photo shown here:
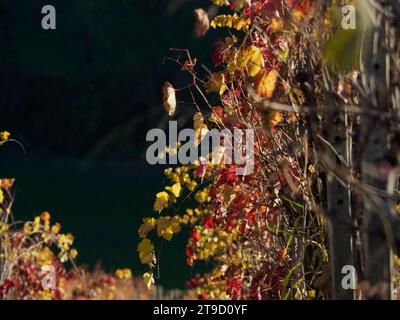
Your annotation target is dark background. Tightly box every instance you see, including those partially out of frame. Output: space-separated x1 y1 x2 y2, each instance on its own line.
0 0 218 289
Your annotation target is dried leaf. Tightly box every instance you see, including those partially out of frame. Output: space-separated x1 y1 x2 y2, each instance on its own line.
162 82 176 116
204 72 228 95
194 9 210 38
143 272 155 290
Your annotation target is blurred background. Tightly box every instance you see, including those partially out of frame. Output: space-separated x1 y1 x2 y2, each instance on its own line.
0 0 217 289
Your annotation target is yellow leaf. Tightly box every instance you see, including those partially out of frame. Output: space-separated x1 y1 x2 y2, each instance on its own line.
195 190 209 204
204 72 228 96
138 217 156 238
157 216 174 241
170 216 181 233
239 45 265 77
211 0 229 6
211 14 251 31
143 272 155 290
271 18 284 32
70 248 78 259
24 222 32 236
115 268 132 280
170 183 182 198
0 131 10 142
257 70 278 98
265 110 283 126
153 191 169 213
137 239 156 266
33 216 41 232
51 223 61 235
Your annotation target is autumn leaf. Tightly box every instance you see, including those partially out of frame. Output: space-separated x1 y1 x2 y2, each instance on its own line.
204 72 228 95
265 110 283 126
170 183 182 198
115 268 132 280
138 217 156 238
162 82 176 116
194 9 210 38
155 216 180 241
0 178 15 190
143 272 155 290
211 0 229 6
0 131 10 144
195 190 209 204
257 69 278 98
153 191 169 213
137 239 156 266
156 216 174 241
211 14 251 31
238 45 265 77
271 18 284 32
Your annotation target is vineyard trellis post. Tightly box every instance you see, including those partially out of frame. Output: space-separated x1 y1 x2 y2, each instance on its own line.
327 108 355 300
359 0 397 300
325 0 400 300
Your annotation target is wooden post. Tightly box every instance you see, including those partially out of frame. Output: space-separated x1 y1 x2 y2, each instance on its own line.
360 1 393 300
361 125 393 299
327 110 355 300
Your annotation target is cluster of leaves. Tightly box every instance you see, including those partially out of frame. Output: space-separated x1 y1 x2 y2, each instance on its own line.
60 266 179 300
138 0 335 299
0 173 184 299
0 133 179 299
0 176 78 299
151 0 400 300
0 133 73 299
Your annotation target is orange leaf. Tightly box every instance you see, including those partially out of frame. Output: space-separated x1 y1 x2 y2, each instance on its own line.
257 70 278 98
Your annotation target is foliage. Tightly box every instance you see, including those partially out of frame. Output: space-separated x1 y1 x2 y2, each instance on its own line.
0 176 77 299
139 0 400 300
138 0 334 300
0 152 180 299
